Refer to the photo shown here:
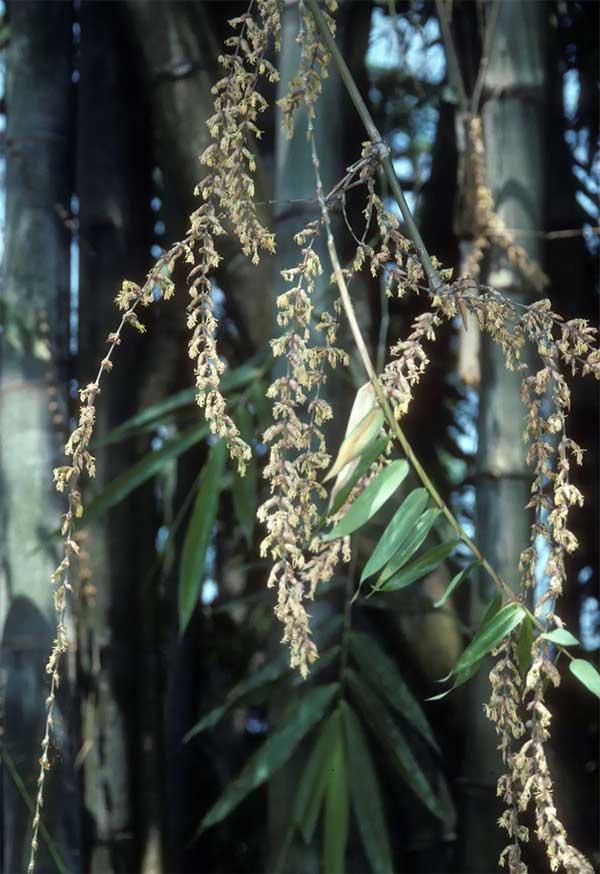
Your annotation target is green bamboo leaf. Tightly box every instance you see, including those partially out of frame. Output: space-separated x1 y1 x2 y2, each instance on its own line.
434 560 482 608
273 709 339 871
517 616 535 677
328 435 390 517
231 407 257 546
179 440 226 633
324 407 384 483
83 423 209 523
99 387 197 446
323 460 409 541
184 619 343 740
349 630 439 754
375 508 442 586
425 661 481 701
347 669 444 821
323 709 349 874
99 363 263 446
377 540 460 594
541 628 581 647
360 488 429 582
197 683 338 835
452 603 526 677
569 659 600 700
342 702 394 873
427 594 504 700
292 710 339 844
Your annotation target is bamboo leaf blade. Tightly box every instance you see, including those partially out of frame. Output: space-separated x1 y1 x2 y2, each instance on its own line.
541 628 581 647
83 422 209 523
516 616 535 677
377 540 460 593
99 362 263 446
179 440 226 633
428 593 504 699
349 630 439 753
293 710 340 844
231 406 257 545
323 459 409 541
360 488 429 582
342 702 394 873
569 659 600 700
323 710 349 874
324 406 384 482
196 683 338 834
434 560 482 608
375 507 442 586
328 435 390 517
347 669 445 821
451 603 526 678
184 619 343 740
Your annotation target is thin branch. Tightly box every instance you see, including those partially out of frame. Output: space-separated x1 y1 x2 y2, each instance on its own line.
306 0 440 293
435 0 469 113
471 0 502 113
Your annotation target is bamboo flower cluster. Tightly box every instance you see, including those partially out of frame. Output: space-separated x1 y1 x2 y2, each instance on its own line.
258 221 348 677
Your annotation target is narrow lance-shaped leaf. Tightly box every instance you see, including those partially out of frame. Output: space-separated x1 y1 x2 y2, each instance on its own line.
323 708 349 874
326 380 377 496
179 440 226 633
360 488 429 582
349 630 439 754
328 434 390 517
184 617 343 740
99 361 263 446
377 540 460 594
292 709 340 844
516 616 535 677
427 593 503 701
231 406 257 546
196 683 338 835
434 560 482 608
347 669 445 821
183 637 341 743
323 459 409 541
569 659 600 700
541 628 581 647
83 422 209 523
273 709 340 871
451 602 526 678
375 507 441 587
324 406 384 483
342 701 394 874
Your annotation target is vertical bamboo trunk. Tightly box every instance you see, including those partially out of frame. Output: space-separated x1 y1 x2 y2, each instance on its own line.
461 3 548 870
126 0 276 354
76 3 153 870
0 2 78 871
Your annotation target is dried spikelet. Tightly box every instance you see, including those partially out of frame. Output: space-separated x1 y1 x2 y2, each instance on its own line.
463 114 549 294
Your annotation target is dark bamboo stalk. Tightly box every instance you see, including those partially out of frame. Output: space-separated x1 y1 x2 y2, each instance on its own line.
1 2 77 871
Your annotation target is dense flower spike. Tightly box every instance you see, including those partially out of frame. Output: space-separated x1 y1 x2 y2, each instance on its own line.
258 220 348 676
199 2 279 262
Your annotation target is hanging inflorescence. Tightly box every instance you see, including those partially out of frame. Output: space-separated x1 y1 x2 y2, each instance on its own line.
31 2 600 873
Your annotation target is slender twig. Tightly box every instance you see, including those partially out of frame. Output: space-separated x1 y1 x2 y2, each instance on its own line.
434 0 469 113
306 0 440 293
471 0 502 114
1 745 68 874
